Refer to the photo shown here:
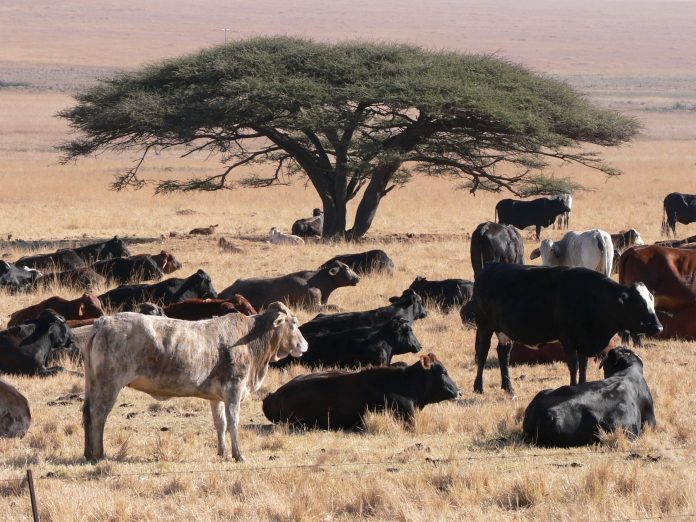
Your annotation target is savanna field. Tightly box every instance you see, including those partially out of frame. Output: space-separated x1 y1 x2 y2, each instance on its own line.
2 1 696 520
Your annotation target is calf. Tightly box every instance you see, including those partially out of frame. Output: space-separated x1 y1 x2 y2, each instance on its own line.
470 222 524 276
98 269 217 312
92 257 164 284
0 261 40 293
273 317 421 369
320 249 395 276
611 229 645 273
161 296 257 320
495 197 571 240
130 250 182 274
0 379 31 438
263 353 459 430
16 249 85 272
530 229 614 276
34 267 107 292
472 263 662 394
189 224 219 235
8 294 104 327
72 236 131 264
301 289 427 338
403 276 473 310
291 208 323 237
219 260 359 310
269 227 304 245
0 310 76 376
83 302 307 461
523 348 655 447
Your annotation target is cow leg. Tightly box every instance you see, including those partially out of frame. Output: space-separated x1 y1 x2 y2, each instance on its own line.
495 342 515 396
210 400 227 457
474 328 493 394
83 381 122 461
578 355 588 384
535 225 541 241
222 387 245 462
565 348 579 386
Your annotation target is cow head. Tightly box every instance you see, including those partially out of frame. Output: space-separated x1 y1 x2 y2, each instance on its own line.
411 353 460 404
230 294 257 316
138 302 166 316
266 302 308 360
269 227 279 239
384 317 422 355
158 250 182 274
79 293 105 319
36 309 78 361
408 276 427 292
322 260 360 287
618 282 662 336
312 208 323 217
550 195 571 214
388 289 428 320
103 236 131 260
538 239 562 265
192 269 217 299
599 347 644 378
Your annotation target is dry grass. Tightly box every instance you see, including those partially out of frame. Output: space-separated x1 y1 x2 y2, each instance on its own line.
1 7 696 517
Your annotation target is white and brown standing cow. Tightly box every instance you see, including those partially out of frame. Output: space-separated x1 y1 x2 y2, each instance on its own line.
82 302 307 462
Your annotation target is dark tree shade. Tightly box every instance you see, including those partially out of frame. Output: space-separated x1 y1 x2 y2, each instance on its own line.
58 37 639 239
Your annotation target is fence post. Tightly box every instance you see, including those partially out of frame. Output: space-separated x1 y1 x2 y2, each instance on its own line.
26 469 40 522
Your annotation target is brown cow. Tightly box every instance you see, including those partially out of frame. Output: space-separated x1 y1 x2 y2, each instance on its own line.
0 379 31 438
162 296 257 320
130 251 182 274
9 294 104 327
651 304 696 340
619 245 696 310
189 224 218 235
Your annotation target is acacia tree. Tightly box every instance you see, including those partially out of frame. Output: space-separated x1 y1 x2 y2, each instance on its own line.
59 37 638 239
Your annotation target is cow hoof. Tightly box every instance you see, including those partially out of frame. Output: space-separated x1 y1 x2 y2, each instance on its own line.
233 454 246 463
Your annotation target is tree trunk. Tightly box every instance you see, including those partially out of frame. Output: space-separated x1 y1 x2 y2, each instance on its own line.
321 197 348 240
347 166 393 240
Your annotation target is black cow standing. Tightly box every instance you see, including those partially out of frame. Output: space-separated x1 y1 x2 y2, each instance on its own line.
263 353 459 430
470 221 524 277
0 310 77 376
661 192 696 237
471 263 662 395
523 347 656 447
495 197 571 240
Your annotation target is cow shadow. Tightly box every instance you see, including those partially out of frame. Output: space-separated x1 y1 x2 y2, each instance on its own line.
473 429 527 451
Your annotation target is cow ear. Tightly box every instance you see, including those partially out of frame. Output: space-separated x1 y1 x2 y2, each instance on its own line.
272 313 286 328
419 355 432 369
78 303 85 317
388 296 399 303
329 266 340 276
551 243 561 258
618 291 629 305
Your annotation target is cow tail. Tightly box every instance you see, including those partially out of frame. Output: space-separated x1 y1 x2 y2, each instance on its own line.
494 205 498 224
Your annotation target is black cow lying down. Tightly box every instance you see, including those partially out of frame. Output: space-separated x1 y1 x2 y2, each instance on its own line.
0 310 77 377
272 317 421 369
523 348 655 447
98 269 217 312
263 353 459 430
320 249 395 276
472 263 662 394
300 289 427 339
398 276 473 310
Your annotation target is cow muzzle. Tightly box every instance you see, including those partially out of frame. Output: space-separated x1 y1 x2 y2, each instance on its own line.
291 337 309 357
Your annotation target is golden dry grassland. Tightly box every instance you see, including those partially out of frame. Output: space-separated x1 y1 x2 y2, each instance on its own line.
1 1 696 519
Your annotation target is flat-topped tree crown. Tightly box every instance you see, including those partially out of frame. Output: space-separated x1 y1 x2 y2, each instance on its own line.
59 37 639 240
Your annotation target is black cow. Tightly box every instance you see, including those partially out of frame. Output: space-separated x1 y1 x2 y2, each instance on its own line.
0 310 77 376
15 249 85 272
263 353 459 430
320 249 395 276
300 289 427 339
0 261 40 293
98 269 217 312
472 263 662 394
470 221 524 276
272 317 421 369
495 197 571 240
523 347 655 447
92 257 164 285
661 192 696 237
71 236 131 264
400 276 473 310
291 208 324 237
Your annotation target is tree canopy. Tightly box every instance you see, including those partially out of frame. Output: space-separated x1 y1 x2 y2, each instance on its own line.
59 37 639 239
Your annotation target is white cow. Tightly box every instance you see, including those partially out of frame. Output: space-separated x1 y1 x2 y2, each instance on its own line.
530 229 614 276
269 227 305 245
82 302 307 462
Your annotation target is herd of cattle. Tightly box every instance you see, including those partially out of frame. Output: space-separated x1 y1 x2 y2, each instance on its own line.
1 190 696 462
